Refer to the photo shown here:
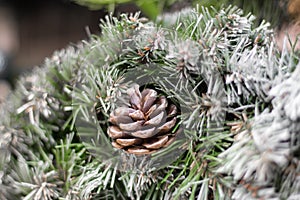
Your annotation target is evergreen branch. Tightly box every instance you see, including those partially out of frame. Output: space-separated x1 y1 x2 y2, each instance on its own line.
0 4 299 200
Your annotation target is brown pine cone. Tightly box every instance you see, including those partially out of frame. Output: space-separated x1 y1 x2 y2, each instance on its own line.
108 85 179 155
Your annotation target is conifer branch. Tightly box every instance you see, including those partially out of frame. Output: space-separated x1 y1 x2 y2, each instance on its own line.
0 4 299 200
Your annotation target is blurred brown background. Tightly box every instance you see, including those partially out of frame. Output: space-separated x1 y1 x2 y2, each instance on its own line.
0 0 139 102
1 1 101 78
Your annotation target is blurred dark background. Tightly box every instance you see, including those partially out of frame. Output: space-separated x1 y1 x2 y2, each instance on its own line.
0 0 141 101
0 0 140 81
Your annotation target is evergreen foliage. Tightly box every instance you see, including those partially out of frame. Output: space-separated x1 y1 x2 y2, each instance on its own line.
1 5 300 200
74 0 288 27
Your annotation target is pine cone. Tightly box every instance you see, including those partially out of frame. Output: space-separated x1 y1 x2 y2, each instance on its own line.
108 85 179 155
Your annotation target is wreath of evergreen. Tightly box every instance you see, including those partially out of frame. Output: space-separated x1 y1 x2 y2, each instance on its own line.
0 5 300 200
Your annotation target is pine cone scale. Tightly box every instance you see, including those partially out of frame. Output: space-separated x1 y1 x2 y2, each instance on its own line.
112 141 124 149
157 117 177 133
143 135 169 149
108 126 129 139
128 110 145 120
109 115 133 124
114 107 135 116
144 111 165 126
130 127 157 138
167 104 178 117
128 85 142 110
148 98 168 119
119 120 144 131
116 138 143 146
127 147 152 155
145 104 158 117
142 95 157 113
